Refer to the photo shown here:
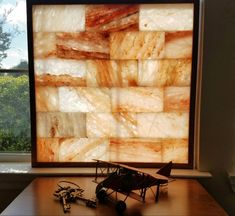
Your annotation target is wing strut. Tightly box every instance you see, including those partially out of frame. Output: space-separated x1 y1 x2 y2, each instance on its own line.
155 184 160 202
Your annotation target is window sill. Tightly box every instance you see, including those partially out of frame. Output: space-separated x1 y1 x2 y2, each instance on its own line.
0 153 31 162
0 162 212 178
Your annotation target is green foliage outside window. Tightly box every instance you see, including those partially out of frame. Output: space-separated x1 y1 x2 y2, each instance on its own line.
0 74 30 152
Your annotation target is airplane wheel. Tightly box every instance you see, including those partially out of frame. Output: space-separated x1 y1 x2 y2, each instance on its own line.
96 189 107 202
116 200 126 213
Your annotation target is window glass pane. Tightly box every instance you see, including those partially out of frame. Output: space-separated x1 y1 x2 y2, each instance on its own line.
0 73 30 152
0 0 28 69
0 0 29 153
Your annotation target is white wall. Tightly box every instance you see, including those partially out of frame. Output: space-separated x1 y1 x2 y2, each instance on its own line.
199 0 235 214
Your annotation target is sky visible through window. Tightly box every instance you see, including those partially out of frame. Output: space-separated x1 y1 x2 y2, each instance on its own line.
0 0 27 69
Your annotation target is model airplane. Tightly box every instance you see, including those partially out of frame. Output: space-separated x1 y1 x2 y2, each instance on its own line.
93 159 173 213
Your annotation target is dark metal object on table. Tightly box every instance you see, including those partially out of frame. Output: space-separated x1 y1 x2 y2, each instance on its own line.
94 160 173 213
53 180 96 213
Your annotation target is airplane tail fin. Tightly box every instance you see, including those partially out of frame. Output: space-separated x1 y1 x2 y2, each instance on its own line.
156 161 173 177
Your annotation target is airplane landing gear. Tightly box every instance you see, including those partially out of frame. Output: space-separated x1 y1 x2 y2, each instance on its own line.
116 200 126 213
96 188 127 213
96 189 107 202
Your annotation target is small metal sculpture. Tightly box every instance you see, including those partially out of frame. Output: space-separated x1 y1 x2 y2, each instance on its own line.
94 160 173 213
53 180 96 213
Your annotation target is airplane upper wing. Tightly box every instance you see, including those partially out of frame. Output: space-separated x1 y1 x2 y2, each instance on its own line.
94 159 168 181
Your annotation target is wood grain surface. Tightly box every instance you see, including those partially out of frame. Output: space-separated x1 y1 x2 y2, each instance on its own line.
1 177 228 216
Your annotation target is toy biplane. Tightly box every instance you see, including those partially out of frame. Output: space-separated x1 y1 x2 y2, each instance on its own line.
93 159 173 212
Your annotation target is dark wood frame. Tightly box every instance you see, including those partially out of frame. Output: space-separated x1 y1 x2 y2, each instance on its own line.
27 0 201 168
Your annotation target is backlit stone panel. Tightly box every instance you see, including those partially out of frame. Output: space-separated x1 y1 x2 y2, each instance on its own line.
33 3 195 164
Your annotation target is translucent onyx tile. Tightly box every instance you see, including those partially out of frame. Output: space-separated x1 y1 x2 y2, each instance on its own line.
110 31 165 60
109 138 162 162
34 58 86 86
33 5 85 32
56 32 110 60
35 86 59 112
165 31 193 59
164 87 190 112
35 73 86 85
111 87 163 112
34 58 86 77
37 138 59 162
137 112 189 138
59 87 111 112
140 4 193 31
86 60 137 87
86 4 139 32
37 112 86 138
162 139 188 163
34 32 56 59
35 75 86 87
138 59 192 87
86 113 137 138
58 138 109 162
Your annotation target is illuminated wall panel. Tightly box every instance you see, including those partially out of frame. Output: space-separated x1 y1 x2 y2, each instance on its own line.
28 1 200 166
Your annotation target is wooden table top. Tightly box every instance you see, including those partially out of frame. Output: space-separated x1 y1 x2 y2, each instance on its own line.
1 177 228 216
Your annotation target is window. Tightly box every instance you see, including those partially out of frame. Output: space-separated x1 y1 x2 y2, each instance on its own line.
0 0 30 154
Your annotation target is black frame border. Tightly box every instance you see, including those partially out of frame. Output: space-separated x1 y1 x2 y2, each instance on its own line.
27 0 201 169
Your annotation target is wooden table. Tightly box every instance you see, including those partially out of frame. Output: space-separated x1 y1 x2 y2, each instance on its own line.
1 177 227 216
